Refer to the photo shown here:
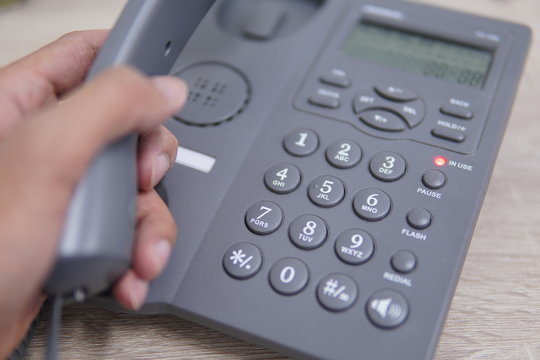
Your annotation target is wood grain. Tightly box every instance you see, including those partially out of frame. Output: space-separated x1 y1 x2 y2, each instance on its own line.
1 0 538 359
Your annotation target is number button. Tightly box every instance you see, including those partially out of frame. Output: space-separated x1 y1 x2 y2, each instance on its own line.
353 189 392 221
289 215 328 250
308 175 345 208
325 139 362 169
335 229 375 265
283 128 319 157
269 258 309 295
369 151 407 182
223 242 263 280
245 201 283 235
264 163 301 194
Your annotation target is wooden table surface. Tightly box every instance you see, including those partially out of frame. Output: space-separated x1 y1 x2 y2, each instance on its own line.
1 0 539 359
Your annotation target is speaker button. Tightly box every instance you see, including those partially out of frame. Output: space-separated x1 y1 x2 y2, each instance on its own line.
366 289 409 329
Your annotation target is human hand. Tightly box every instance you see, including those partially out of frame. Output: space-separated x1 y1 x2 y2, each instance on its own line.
0 30 187 356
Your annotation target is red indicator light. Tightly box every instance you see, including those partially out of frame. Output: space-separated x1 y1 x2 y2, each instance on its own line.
434 156 447 167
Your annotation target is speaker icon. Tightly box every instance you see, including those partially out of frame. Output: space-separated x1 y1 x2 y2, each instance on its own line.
371 298 403 320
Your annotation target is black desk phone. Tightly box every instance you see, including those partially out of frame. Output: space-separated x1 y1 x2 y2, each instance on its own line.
45 0 530 359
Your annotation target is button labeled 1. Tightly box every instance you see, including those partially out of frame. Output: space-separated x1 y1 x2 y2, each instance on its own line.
283 128 319 157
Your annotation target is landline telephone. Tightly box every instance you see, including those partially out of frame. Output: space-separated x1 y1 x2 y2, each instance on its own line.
44 0 530 359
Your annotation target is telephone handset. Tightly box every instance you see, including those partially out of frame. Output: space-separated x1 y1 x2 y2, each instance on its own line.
44 0 216 300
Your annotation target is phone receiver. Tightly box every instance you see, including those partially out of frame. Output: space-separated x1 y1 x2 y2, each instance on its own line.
44 0 216 300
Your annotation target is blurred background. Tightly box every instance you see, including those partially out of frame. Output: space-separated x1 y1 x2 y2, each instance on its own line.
0 0 126 66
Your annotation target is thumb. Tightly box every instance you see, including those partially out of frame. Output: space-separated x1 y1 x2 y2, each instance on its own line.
1 66 186 193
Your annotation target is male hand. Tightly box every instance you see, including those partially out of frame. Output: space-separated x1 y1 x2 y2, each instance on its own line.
0 30 186 356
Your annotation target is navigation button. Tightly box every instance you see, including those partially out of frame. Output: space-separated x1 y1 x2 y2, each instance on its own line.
360 109 406 132
432 126 467 143
353 90 384 114
398 100 425 128
375 84 418 102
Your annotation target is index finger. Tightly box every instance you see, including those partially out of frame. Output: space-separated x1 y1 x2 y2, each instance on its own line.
0 30 109 136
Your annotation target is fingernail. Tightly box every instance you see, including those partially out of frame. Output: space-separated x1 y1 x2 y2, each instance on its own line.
153 239 172 275
129 277 148 310
152 77 187 112
152 153 171 187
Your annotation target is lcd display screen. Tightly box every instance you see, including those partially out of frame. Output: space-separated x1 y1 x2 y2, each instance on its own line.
343 22 493 88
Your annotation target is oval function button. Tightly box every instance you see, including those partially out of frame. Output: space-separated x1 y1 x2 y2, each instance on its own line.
375 84 418 102
391 250 417 274
406 208 432 230
335 229 375 265
264 163 301 194
245 201 283 235
283 128 319 157
422 169 447 190
308 175 346 208
369 152 407 182
353 89 384 113
359 109 406 132
289 215 328 250
440 104 474 120
366 289 409 329
269 258 309 295
431 126 466 143
353 189 392 222
326 139 362 169
223 242 263 280
317 273 358 312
